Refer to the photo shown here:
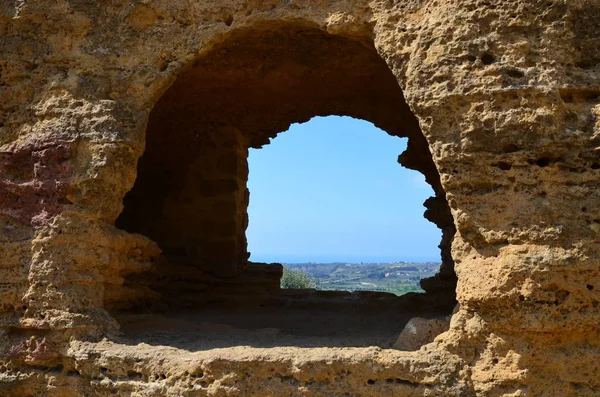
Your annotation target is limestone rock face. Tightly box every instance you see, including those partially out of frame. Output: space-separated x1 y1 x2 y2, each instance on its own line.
393 316 451 351
1 0 600 396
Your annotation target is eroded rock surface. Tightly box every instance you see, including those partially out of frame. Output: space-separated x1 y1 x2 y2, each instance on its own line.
1 0 600 396
393 315 451 351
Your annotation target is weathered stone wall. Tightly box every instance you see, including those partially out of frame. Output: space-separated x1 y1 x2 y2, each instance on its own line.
1 0 599 395
117 123 250 278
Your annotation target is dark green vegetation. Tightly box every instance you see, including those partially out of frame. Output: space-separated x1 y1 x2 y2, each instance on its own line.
282 262 440 295
280 267 317 289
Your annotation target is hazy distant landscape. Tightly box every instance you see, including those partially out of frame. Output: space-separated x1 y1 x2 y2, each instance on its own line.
283 261 440 296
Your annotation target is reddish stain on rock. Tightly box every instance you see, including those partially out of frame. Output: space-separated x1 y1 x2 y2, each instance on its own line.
0 141 75 227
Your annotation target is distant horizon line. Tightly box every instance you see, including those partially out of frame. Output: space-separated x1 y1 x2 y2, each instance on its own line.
249 253 441 264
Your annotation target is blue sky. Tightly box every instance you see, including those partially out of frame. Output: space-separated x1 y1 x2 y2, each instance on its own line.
246 116 440 264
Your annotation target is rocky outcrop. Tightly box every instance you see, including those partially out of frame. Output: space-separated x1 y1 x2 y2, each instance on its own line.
1 0 600 395
393 315 451 351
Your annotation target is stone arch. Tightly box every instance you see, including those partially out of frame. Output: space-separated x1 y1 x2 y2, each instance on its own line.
111 21 457 312
3 1 600 395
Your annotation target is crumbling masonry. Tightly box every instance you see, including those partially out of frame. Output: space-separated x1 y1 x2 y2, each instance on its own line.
1 1 600 396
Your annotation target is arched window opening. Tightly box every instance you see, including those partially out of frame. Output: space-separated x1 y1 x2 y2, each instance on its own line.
247 115 441 296
111 22 457 348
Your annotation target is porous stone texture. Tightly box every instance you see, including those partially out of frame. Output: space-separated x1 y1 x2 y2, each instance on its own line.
1 0 600 396
393 315 451 351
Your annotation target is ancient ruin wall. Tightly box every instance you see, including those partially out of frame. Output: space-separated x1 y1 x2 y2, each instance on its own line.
1 0 600 396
